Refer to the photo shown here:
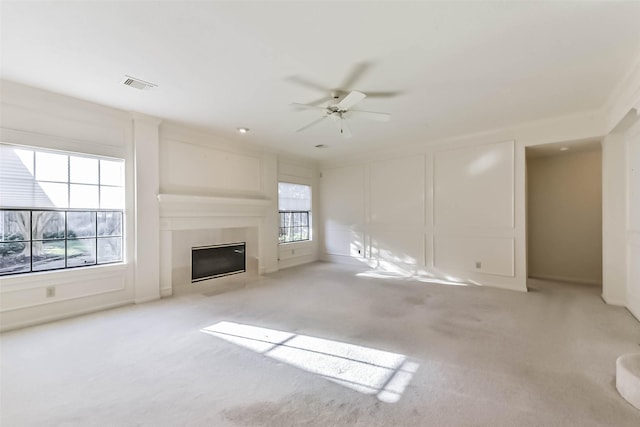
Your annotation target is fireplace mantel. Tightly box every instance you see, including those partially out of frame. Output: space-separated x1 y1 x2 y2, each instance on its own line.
158 193 274 296
158 193 272 230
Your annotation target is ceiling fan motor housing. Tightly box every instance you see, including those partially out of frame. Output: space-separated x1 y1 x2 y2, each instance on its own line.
293 89 390 136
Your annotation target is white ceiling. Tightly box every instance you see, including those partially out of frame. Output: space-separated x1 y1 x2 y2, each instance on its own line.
526 138 601 159
2 1 640 160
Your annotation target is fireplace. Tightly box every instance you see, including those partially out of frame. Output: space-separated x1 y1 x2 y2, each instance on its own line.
158 193 273 296
191 242 246 282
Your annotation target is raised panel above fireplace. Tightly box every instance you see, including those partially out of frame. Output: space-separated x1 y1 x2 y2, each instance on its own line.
161 139 262 195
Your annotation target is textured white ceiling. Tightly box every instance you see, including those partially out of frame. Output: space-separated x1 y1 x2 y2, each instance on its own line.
2 1 640 160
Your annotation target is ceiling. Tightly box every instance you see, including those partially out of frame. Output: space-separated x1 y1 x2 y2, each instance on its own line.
2 1 640 160
526 138 602 159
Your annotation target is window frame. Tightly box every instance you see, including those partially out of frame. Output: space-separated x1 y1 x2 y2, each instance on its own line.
279 210 310 244
278 181 312 245
0 143 126 277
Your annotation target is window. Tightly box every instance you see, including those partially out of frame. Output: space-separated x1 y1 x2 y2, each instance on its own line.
0 144 125 276
278 182 311 244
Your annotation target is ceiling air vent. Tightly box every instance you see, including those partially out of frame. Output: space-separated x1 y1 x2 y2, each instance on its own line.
122 75 157 90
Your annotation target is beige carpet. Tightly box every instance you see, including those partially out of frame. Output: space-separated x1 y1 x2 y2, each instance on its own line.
1 262 639 426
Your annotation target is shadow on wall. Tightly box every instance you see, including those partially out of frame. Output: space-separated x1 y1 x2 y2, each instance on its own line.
201 321 419 403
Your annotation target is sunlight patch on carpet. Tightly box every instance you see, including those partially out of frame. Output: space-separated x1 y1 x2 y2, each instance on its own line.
201 321 419 403
356 270 469 286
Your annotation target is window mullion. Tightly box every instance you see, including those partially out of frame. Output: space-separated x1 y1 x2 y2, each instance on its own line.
67 155 71 209
98 160 101 209
30 210 34 273
96 211 99 265
64 211 68 269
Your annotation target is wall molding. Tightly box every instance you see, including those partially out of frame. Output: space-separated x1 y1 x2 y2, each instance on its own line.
0 126 127 158
0 300 132 332
605 48 640 133
0 264 128 293
319 111 604 170
0 275 127 313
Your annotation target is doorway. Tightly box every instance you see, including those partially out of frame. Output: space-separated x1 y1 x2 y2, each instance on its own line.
526 140 603 288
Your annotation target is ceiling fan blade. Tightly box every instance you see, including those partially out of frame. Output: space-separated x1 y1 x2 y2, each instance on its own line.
337 90 366 110
306 95 334 106
286 76 331 93
340 62 372 90
364 90 404 98
348 109 391 122
296 115 327 133
290 102 327 111
339 118 352 138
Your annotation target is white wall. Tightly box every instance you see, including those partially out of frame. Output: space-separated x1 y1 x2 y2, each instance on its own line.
133 114 161 303
321 140 523 291
320 109 611 292
434 141 516 281
0 81 137 330
602 130 629 305
601 45 640 320
602 111 640 320
527 149 602 285
625 116 640 320
159 125 265 198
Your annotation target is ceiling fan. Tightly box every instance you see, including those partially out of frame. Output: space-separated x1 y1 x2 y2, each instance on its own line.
292 90 391 138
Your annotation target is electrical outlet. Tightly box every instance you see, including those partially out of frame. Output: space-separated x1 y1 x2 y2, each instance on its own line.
475 261 482 269
46 286 55 298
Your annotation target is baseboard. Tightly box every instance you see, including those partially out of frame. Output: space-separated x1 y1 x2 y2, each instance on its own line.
278 254 318 270
0 300 133 332
627 302 640 322
601 293 626 307
488 281 528 293
321 253 372 267
529 274 602 286
134 295 161 304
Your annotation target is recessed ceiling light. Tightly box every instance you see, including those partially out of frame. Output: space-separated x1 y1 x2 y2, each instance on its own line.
560 147 569 151
237 127 249 134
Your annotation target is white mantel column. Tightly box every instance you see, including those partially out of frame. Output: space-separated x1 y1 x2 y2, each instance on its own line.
261 152 279 274
133 113 162 303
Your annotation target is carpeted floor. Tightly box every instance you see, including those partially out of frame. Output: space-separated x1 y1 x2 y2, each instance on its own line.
1 262 639 426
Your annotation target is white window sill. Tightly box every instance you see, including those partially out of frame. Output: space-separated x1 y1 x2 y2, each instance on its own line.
0 263 128 292
279 240 313 246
